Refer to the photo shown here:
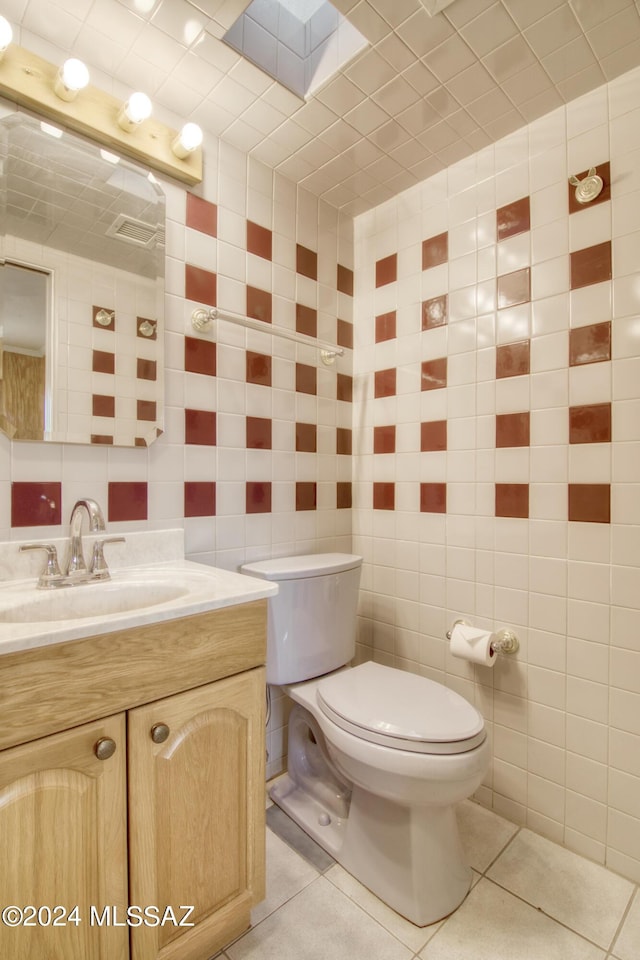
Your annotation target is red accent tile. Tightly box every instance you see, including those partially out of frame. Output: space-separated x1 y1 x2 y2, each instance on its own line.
570 241 612 290
336 427 352 455
186 193 217 237
246 481 271 514
296 363 317 395
11 482 61 527
108 482 147 522
93 394 115 418
185 336 216 376
296 244 318 280
496 412 530 448
246 351 272 386
137 317 157 341
296 422 317 452
497 267 531 309
93 305 114 331
296 481 317 511
375 310 396 342
495 483 529 519
420 420 447 452
496 340 530 379
337 319 353 349
337 373 353 402
375 368 396 398
568 484 610 523
137 358 157 381
420 482 446 513
568 163 610 215
337 264 354 296
91 434 113 445
184 481 216 517
185 409 216 445
93 350 114 374
422 232 448 270
247 285 272 324
247 220 272 260
422 294 448 329
185 264 216 307
247 416 272 449
375 253 397 287
569 321 611 366
374 424 396 454
296 303 317 337
137 400 156 421
336 482 352 509
421 358 447 391
569 403 611 444
497 196 530 242
373 482 395 510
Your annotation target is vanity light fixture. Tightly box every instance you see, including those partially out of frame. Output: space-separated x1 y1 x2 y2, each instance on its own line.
0 16 12 59
117 92 152 133
172 122 203 159
0 42 202 184
54 58 90 102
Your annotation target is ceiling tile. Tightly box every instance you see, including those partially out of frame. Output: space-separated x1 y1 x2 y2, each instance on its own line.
344 48 397 94
446 61 499 103
371 75 421 113
587 7 640 59
424 34 478 81
524 4 583 58
482 34 536 82
570 0 634 32
461 3 520 57
503 0 566 30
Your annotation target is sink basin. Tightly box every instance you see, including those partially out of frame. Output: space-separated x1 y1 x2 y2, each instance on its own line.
0 579 189 623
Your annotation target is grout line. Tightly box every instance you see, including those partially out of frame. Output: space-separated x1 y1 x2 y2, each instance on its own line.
606 884 638 956
478 822 523 876
482 875 617 953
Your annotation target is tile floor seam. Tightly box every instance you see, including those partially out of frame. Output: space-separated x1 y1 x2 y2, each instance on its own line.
480 874 615 953
607 884 639 957
477 820 523 876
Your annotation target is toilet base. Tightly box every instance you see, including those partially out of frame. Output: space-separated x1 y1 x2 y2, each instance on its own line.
269 773 472 926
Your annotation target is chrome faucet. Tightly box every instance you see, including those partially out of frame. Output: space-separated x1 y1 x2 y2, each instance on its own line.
66 498 106 577
20 498 125 589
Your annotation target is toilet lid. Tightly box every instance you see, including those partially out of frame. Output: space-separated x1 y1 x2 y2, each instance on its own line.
316 662 486 755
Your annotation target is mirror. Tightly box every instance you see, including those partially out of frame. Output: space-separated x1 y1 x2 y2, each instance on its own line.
0 113 165 446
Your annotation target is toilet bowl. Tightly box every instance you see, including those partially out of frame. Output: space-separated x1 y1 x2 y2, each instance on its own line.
241 554 491 926
272 663 490 925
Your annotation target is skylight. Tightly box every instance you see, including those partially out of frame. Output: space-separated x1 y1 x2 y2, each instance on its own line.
223 0 368 100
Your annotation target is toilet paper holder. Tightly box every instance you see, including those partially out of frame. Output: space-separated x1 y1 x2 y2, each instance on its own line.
446 620 519 655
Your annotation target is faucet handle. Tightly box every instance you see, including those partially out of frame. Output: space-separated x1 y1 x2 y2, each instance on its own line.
20 543 63 588
89 537 126 580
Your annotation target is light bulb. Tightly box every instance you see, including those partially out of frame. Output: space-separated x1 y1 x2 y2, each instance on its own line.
172 122 203 159
54 58 90 101
0 15 12 57
117 92 152 132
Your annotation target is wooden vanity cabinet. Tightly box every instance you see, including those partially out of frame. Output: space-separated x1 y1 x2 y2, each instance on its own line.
0 600 267 960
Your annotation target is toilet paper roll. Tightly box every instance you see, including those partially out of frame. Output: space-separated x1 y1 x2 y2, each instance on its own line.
449 622 496 666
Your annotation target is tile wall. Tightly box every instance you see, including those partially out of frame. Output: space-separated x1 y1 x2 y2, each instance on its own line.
353 64 640 883
0 102 355 777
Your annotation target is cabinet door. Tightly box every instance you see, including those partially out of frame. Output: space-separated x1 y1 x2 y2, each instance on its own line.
128 667 266 960
0 713 128 960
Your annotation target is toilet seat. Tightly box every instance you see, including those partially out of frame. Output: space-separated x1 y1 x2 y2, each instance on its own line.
316 662 486 755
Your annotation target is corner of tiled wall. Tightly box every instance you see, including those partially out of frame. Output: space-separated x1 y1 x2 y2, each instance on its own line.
352 63 640 885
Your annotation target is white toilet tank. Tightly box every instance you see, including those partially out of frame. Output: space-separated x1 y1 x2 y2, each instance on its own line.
241 553 362 685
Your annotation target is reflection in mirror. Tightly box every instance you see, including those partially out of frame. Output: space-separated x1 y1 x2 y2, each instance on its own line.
0 261 50 439
0 113 165 446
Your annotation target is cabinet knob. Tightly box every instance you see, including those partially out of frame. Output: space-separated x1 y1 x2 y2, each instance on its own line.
94 737 117 761
150 723 170 744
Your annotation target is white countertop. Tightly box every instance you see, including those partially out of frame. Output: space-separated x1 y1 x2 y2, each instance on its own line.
0 531 277 655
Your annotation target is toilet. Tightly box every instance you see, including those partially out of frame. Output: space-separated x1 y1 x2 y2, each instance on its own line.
241 553 491 926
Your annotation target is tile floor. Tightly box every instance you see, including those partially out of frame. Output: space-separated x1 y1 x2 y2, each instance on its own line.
220 800 640 960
